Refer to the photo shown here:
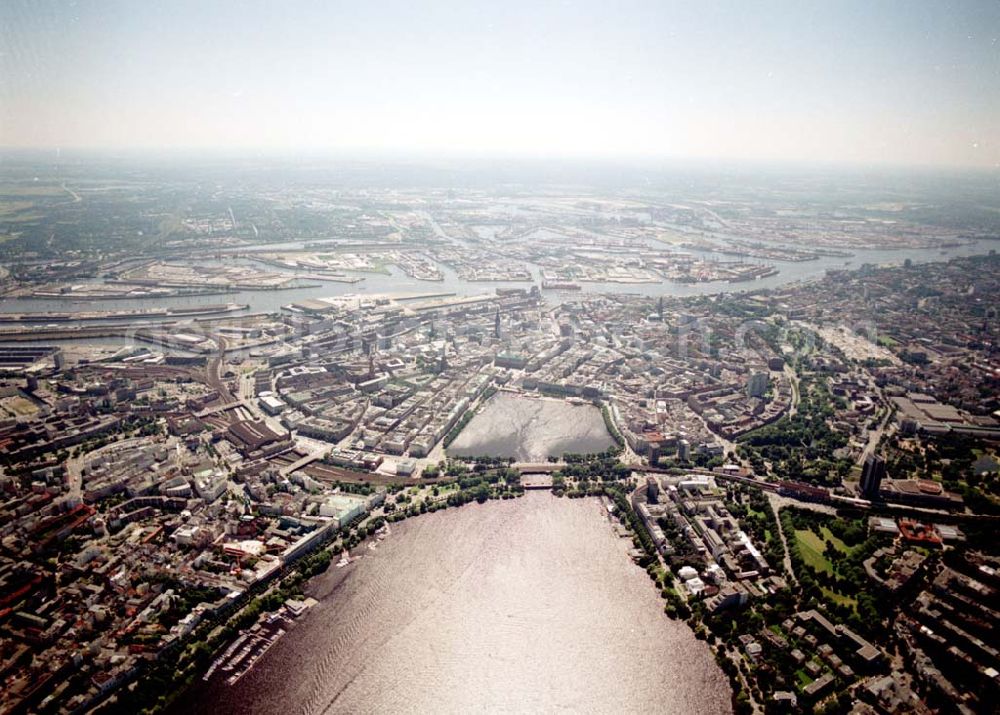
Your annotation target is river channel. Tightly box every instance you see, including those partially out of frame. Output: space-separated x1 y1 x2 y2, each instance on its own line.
0 240 991 324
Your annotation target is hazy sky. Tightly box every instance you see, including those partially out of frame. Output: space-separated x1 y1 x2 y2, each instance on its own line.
2 1 998 167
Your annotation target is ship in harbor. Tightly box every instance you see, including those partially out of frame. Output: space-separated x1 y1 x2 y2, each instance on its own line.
541 280 582 291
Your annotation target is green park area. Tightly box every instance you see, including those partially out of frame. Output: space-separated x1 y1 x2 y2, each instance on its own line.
793 524 861 608
781 507 886 626
793 525 857 576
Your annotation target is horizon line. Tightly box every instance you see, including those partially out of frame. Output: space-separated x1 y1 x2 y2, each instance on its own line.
1 145 998 175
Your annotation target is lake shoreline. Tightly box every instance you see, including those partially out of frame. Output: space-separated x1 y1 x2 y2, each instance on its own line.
181 493 732 715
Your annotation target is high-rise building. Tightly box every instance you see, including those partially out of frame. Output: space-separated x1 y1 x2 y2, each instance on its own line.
747 371 769 398
648 442 661 466
494 308 501 339
646 476 660 504
438 341 448 373
860 454 886 499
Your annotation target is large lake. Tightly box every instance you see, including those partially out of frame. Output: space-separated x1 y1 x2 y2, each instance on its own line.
448 393 615 461
181 493 731 715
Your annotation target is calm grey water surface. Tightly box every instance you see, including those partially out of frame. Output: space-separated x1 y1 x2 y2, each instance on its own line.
448 393 615 461
183 493 732 715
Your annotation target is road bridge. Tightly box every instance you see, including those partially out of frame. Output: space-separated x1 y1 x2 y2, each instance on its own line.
279 447 331 477
196 399 254 419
